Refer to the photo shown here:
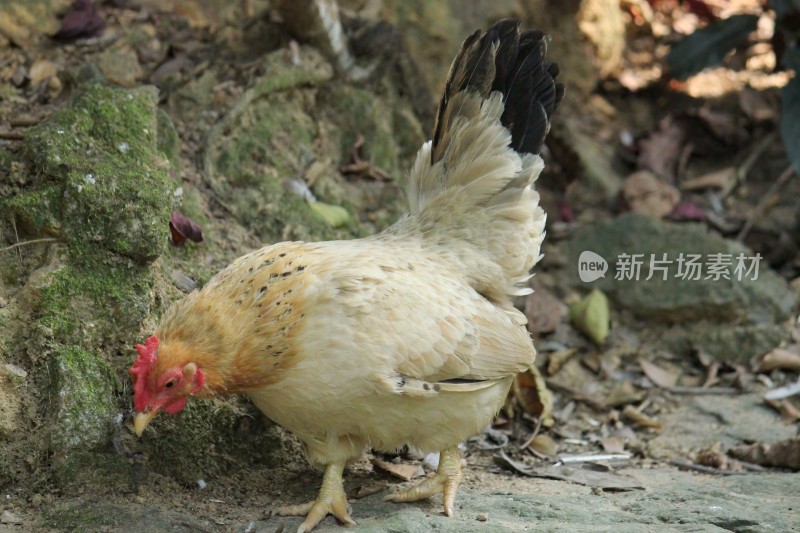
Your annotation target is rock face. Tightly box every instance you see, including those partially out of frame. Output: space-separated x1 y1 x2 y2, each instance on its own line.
567 214 794 361
19 84 172 263
1 83 175 487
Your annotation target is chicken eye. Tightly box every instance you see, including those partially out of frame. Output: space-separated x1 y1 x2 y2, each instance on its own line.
164 379 176 389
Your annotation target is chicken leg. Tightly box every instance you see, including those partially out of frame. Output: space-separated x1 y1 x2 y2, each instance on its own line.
274 461 355 533
383 446 462 516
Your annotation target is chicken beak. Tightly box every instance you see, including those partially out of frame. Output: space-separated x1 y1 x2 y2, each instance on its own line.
133 409 158 437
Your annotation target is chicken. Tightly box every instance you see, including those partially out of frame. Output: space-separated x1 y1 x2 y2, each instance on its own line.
130 18 562 532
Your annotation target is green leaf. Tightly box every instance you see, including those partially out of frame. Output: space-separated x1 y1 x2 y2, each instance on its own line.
780 48 800 173
309 201 351 228
769 0 800 18
569 289 610 346
667 15 759 79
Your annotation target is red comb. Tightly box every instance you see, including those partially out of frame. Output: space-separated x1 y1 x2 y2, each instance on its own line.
130 335 158 412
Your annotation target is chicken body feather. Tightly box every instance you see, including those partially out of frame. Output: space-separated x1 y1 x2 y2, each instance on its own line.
132 18 562 532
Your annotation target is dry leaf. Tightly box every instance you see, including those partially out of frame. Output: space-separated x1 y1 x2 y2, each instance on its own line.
495 453 644 491
600 436 625 454
52 0 106 41
569 289 610 346
529 434 558 457
696 442 731 470
370 457 422 481
728 438 800 471
765 399 800 423
621 170 681 218
348 481 388 500
639 359 679 388
169 211 204 245
525 287 567 335
605 381 644 408
547 349 576 376
680 167 735 191
513 366 554 427
753 348 800 373
29 60 57 86
622 405 662 430
668 201 706 222
637 116 687 182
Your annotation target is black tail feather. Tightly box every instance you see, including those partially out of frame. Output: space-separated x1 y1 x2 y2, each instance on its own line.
432 19 563 160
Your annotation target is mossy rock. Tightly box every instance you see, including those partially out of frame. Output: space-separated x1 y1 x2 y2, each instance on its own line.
140 398 291 486
46 345 117 455
31 253 154 348
567 214 795 324
17 83 173 263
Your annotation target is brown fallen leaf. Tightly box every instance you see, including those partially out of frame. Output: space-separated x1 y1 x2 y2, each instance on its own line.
637 116 687 183
370 457 422 481
600 436 625 454
605 381 645 408
525 287 567 335
169 211 203 245
547 348 576 376
680 167 735 191
348 481 388 500
765 399 800 423
529 434 558 458
696 442 732 470
52 0 106 41
621 170 680 218
29 60 57 86
622 405 662 430
513 366 554 427
639 359 679 388
752 347 800 373
728 438 800 471
494 452 644 491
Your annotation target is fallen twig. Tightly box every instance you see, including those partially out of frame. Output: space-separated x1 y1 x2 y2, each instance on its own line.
669 460 753 476
558 453 631 464
737 165 795 241
721 132 777 198
665 386 739 395
0 130 24 141
0 238 57 252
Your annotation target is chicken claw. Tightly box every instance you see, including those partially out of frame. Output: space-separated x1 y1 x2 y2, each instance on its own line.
273 462 355 532
383 446 462 516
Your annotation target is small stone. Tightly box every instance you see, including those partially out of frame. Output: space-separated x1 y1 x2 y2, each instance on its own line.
171 270 198 293
197 479 207 490
476 512 488 522
1 510 22 524
0 364 27 380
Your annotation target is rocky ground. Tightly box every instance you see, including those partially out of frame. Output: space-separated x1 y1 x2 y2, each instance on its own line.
1 0 799 532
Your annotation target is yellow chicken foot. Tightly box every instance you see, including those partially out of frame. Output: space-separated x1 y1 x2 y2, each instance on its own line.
272 462 355 533
383 446 462 516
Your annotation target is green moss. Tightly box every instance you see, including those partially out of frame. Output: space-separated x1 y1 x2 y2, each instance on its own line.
323 86 401 175
34 253 153 346
44 503 123 532
21 84 173 262
157 108 181 173
2 186 61 235
47 345 116 450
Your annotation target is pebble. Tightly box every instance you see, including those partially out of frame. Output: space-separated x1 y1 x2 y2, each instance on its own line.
1 510 22 525
476 512 488 522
